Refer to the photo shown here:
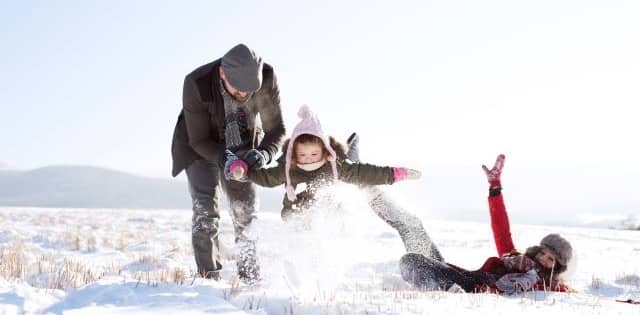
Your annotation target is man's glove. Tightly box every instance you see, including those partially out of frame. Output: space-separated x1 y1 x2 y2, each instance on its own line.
482 154 505 187
243 149 270 170
222 150 248 181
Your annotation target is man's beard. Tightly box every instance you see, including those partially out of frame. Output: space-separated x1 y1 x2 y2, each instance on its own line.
232 92 250 103
221 77 252 103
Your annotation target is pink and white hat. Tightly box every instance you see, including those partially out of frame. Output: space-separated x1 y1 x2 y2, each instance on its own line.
285 105 338 201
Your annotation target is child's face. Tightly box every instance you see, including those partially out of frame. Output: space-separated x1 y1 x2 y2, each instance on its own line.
535 247 557 269
295 142 325 164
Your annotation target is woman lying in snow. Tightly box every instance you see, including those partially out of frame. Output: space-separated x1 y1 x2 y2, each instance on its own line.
400 154 574 294
223 105 443 261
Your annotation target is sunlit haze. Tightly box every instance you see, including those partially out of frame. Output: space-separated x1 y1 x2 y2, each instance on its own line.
1 1 639 178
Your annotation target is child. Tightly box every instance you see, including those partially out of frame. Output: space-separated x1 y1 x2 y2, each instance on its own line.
399 154 574 293
223 105 421 220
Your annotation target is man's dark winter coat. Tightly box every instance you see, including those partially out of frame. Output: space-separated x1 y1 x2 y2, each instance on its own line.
171 59 285 177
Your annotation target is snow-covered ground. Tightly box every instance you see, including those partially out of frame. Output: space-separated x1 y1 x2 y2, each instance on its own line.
1 185 639 314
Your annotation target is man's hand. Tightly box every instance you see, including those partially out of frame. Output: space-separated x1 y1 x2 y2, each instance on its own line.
243 149 270 170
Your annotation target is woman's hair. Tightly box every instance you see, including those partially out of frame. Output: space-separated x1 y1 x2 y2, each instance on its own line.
524 245 568 282
292 134 328 161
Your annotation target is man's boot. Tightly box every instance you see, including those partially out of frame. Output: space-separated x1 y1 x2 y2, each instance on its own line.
192 232 223 280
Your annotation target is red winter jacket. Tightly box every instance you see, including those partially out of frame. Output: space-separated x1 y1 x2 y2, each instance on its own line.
481 193 569 292
451 192 570 293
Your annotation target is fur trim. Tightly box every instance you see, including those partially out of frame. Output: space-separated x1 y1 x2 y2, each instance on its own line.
540 234 572 266
524 245 568 280
328 136 348 159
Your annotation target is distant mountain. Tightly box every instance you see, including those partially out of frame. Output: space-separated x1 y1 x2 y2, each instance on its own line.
0 164 638 228
0 166 191 209
0 165 288 212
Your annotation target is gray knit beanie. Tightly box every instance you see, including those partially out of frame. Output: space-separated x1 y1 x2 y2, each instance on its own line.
221 44 263 92
540 234 573 266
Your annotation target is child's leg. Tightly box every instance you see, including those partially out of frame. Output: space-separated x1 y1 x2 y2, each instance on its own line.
346 132 444 262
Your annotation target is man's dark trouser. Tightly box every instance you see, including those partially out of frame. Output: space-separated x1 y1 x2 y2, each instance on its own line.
185 159 259 281
400 253 496 292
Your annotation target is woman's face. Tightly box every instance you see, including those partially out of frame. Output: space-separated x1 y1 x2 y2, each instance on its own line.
535 247 557 269
295 142 325 164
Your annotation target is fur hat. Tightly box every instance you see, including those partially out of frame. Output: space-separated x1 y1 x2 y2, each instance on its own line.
284 105 338 201
540 233 573 266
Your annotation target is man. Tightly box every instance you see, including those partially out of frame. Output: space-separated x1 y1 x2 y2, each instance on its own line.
171 44 285 282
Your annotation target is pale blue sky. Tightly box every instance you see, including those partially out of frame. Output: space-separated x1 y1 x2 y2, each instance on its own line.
2 0 639 179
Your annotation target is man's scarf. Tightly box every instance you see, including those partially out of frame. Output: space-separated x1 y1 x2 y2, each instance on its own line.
220 81 250 151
